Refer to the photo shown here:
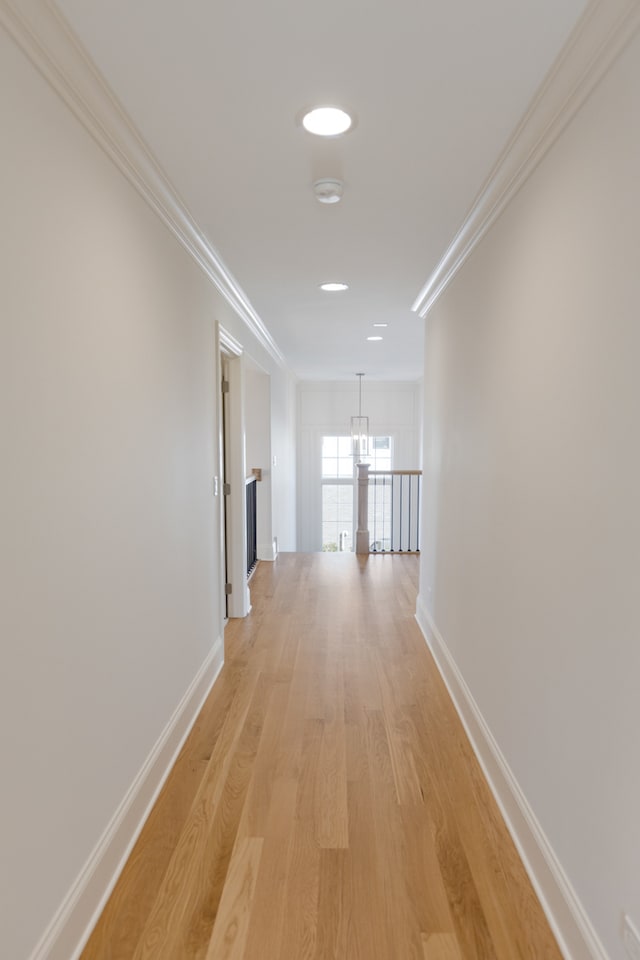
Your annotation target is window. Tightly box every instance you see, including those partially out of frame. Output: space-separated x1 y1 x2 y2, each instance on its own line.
321 483 354 552
366 435 393 471
321 435 393 551
366 437 396 552
321 436 353 551
321 435 354 480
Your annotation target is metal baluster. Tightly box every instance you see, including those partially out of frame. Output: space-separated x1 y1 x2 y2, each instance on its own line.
399 474 404 551
416 476 422 553
382 475 385 551
408 474 412 551
373 471 377 551
391 474 394 552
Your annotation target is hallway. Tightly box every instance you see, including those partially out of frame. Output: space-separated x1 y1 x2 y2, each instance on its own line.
81 554 561 960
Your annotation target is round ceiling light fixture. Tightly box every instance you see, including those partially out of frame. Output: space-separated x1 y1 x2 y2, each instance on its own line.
320 282 349 292
302 106 353 136
314 178 344 204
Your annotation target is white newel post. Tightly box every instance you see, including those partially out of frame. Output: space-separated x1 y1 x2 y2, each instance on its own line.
355 461 370 554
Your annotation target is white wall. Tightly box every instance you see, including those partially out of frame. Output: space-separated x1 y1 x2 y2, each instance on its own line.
244 362 274 559
0 22 295 960
271 369 298 553
297 380 421 551
418 27 640 960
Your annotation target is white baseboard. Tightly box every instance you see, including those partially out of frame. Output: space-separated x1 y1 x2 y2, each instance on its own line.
27 636 225 960
414 596 609 960
257 541 276 561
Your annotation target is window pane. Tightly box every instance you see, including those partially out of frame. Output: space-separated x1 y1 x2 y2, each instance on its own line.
322 456 338 479
338 456 354 479
364 436 393 471
338 436 352 458
322 483 353 552
322 436 338 458
322 435 354 479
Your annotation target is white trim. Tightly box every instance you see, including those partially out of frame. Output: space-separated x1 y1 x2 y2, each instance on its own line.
219 326 244 359
414 597 609 960
225 354 251 618
257 541 277 562
0 0 286 369
27 637 224 960
412 0 640 318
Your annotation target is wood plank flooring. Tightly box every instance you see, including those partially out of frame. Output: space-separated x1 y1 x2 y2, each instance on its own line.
81 553 562 960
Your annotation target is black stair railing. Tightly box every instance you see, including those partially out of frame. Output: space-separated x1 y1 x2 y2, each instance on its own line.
356 464 422 554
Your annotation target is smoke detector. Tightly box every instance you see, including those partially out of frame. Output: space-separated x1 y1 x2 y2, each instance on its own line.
314 179 344 204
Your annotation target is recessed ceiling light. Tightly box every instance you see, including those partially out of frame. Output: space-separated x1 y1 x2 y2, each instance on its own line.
373 323 388 328
320 282 349 292
367 336 383 341
302 106 353 136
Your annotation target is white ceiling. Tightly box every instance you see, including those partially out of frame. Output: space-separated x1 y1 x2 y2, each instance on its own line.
56 0 587 381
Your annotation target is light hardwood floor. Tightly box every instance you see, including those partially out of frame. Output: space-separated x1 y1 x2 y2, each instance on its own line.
81 553 562 960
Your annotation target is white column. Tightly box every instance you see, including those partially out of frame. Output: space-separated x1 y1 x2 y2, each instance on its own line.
355 461 370 554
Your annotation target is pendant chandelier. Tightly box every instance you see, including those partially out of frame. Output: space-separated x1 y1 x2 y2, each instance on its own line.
351 372 369 459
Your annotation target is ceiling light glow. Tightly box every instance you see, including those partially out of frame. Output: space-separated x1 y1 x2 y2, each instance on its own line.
373 323 388 328
302 106 353 136
320 282 349 292
367 336 383 341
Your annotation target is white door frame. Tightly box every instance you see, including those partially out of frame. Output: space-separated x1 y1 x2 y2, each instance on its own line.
219 326 251 618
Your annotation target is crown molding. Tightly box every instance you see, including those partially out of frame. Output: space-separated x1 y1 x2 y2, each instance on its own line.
0 0 287 368
412 0 640 319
